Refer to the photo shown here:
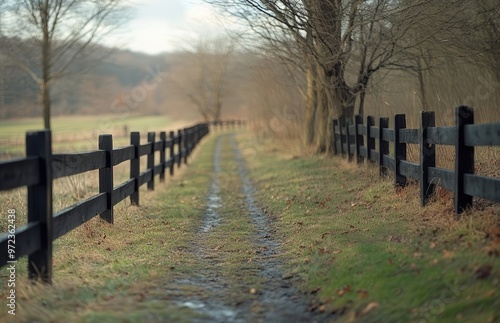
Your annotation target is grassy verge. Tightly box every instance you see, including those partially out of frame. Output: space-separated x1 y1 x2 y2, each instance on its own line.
240 133 500 322
0 133 218 322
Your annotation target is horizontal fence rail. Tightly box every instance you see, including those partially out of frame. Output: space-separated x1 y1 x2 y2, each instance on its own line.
332 106 500 214
0 121 225 283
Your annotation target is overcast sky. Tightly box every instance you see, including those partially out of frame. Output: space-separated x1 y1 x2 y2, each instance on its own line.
108 0 231 55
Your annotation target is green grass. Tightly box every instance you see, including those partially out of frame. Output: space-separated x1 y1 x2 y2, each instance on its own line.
240 133 500 322
1 130 498 321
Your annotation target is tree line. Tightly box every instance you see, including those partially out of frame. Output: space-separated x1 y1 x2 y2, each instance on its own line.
206 0 500 152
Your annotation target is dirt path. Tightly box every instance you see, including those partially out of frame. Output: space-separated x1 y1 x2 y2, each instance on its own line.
164 134 326 322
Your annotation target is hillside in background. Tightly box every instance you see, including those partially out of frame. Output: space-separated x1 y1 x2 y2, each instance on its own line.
0 40 252 122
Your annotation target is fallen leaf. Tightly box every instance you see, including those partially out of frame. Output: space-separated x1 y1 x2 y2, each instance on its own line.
318 247 329 254
310 287 321 294
474 265 493 280
102 295 114 301
487 227 500 238
486 289 495 297
357 289 369 299
337 285 351 296
361 302 379 315
430 242 437 249
249 288 257 294
442 250 455 259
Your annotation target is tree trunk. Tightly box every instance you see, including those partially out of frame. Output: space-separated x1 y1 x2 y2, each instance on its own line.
314 85 328 153
305 55 317 146
314 74 335 154
417 59 430 111
41 82 51 129
41 0 51 130
358 89 366 117
214 102 222 123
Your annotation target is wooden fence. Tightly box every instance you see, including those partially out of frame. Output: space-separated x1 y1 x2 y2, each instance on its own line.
0 122 210 283
332 106 500 214
209 119 247 131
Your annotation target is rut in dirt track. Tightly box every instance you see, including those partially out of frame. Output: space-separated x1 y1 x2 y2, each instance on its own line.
169 134 327 322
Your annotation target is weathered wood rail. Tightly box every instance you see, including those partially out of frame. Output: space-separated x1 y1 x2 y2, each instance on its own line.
332 106 500 214
0 122 211 283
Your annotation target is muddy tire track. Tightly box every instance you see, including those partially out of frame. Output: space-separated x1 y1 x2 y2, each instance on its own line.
166 134 326 322
229 135 317 322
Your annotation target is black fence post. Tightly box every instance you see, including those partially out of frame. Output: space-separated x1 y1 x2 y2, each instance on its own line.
193 125 198 148
332 119 339 155
367 116 375 164
394 114 407 188
99 134 114 224
420 111 436 206
355 115 363 164
26 130 53 283
379 117 389 176
177 129 182 168
187 128 192 158
147 132 155 191
183 128 188 164
339 117 346 157
130 132 140 206
159 131 166 183
346 118 353 162
169 131 175 176
455 106 474 214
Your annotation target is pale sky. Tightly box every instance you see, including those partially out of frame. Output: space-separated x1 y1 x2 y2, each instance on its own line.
108 0 233 54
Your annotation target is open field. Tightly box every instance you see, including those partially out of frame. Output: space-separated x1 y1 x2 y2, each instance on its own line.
0 114 188 156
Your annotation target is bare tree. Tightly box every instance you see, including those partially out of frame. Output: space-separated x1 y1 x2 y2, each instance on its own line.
1 0 127 129
172 34 237 123
207 0 439 152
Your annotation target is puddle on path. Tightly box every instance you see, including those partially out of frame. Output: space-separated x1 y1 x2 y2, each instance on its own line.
230 135 315 322
166 134 327 322
201 135 222 233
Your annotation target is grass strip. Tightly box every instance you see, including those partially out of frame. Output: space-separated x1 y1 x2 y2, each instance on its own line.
240 133 500 323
